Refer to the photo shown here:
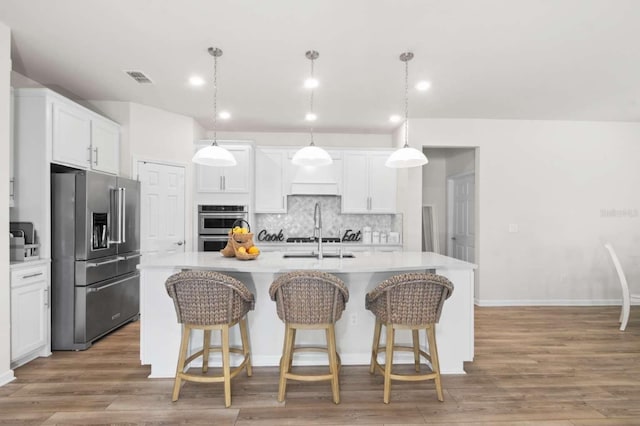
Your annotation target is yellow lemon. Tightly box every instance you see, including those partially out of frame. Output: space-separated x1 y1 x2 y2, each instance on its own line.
248 246 259 255
237 246 247 254
232 226 241 234
241 227 248 234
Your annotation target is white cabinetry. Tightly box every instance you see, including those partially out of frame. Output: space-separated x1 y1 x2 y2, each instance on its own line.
342 150 397 213
90 119 120 174
52 101 92 169
255 148 287 213
9 88 14 207
14 88 119 175
288 150 342 195
196 143 251 193
10 261 51 368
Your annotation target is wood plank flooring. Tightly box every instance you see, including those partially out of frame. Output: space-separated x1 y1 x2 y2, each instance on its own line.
1 306 639 425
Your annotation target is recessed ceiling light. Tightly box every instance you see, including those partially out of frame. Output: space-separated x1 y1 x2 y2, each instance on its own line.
189 75 205 86
219 111 231 120
304 77 319 89
389 115 402 123
305 112 317 121
415 80 431 91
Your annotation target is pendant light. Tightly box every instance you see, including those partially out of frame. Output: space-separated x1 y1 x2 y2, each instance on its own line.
385 52 429 168
291 50 333 167
192 47 237 167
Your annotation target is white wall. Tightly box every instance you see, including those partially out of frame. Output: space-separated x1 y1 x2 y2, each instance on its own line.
407 118 640 305
0 21 14 386
214 130 391 148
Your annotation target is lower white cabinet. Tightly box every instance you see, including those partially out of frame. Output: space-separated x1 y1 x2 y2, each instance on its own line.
10 262 50 367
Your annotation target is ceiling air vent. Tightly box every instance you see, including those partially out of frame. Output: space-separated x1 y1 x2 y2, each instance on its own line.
124 70 153 84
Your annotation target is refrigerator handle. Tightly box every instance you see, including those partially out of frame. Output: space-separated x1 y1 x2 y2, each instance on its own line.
120 187 126 243
109 187 126 244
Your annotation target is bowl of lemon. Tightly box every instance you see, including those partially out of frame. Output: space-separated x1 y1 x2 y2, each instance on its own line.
235 244 260 260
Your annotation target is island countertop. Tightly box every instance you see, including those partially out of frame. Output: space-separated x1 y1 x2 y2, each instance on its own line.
138 250 476 273
138 250 476 377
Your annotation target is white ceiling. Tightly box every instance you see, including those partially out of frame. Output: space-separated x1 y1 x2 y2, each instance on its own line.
1 0 639 134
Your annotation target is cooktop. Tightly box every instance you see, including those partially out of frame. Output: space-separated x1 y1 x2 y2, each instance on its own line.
286 237 342 243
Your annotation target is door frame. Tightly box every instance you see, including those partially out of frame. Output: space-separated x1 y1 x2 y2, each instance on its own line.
446 171 475 259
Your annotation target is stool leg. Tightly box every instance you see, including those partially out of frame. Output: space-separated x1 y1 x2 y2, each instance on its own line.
239 316 252 377
326 325 340 404
383 324 395 404
278 324 294 402
370 318 382 374
426 324 444 402
412 329 420 372
172 325 191 402
221 325 232 407
289 328 297 371
202 329 211 373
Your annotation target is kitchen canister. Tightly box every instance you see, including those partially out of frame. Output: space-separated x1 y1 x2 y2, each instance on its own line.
362 226 372 244
372 231 380 244
388 232 400 244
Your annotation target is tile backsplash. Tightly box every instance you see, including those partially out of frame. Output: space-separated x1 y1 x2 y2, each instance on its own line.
255 195 402 242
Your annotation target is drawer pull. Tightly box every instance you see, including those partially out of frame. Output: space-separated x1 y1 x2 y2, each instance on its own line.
22 272 43 279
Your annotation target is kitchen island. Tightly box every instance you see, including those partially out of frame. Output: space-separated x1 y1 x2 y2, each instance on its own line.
138 251 476 377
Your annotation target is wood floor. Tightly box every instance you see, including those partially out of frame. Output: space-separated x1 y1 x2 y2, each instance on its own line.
1 306 639 425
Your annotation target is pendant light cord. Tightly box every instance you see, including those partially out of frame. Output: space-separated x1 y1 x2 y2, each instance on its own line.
213 51 218 146
404 54 409 148
309 55 315 146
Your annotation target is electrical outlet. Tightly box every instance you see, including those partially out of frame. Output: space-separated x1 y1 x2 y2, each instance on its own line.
349 313 357 325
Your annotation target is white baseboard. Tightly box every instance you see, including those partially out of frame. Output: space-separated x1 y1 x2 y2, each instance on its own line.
0 369 15 387
475 298 637 307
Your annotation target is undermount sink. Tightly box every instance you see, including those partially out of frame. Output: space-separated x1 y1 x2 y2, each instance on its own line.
283 252 355 259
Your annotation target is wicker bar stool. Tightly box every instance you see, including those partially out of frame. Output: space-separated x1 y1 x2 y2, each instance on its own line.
269 270 349 404
165 270 255 407
366 272 454 403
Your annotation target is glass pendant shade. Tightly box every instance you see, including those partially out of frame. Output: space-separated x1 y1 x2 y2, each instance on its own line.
291 145 333 167
385 144 428 168
192 144 237 166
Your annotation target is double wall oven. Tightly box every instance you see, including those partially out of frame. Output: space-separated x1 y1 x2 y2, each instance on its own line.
197 205 248 252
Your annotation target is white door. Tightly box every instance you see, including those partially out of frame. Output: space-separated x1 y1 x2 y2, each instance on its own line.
138 161 186 259
447 173 475 262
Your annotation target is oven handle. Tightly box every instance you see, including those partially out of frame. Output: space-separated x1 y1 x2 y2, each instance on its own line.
199 236 230 241
198 212 248 217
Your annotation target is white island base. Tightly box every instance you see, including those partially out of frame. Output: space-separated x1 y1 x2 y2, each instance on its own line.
139 251 475 378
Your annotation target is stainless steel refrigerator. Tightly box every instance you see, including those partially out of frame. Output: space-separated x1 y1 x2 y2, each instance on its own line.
51 170 141 350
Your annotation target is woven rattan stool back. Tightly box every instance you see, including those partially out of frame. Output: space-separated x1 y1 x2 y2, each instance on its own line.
269 270 349 324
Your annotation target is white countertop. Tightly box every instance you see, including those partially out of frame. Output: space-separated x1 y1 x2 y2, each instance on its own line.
138 251 476 273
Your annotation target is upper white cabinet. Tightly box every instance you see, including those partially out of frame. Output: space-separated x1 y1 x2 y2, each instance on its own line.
10 262 50 368
15 88 120 175
52 101 92 169
255 148 287 213
342 150 397 213
196 143 251 193
90 119 120 174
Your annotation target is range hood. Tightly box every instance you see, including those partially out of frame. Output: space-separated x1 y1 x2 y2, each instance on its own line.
288 151 342 195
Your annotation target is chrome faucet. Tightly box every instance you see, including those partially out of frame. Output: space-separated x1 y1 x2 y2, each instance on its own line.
313 202 323 259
